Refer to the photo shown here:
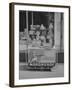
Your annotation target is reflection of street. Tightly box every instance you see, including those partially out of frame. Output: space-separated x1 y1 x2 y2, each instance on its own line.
19 63 64 79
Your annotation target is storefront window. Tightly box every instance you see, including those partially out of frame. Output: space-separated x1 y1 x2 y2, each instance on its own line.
19 11 54 48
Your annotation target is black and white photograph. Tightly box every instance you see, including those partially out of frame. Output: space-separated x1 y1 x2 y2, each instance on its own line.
9 3 70 87
19 11 64 79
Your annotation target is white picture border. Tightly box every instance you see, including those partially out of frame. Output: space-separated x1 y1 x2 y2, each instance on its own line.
14 4 69 86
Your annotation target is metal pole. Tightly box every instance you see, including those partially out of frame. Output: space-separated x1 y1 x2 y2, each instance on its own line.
26 11 28 31
26 11 29 63
32 12 33 25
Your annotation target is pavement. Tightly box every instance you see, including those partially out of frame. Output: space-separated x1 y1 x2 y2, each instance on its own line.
19 63 64 79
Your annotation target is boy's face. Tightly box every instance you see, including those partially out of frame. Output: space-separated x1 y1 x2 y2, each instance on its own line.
32 36 35 40
36 31 40 36
36 36 39 40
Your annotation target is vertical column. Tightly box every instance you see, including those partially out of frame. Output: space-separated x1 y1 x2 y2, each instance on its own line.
54 13 61 51
54 13 61 63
